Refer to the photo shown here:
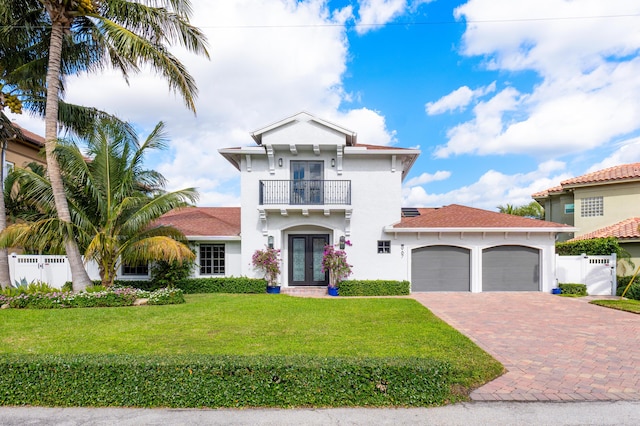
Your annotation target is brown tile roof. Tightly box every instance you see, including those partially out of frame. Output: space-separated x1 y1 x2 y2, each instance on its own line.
12 124 45 148
569 217 640 241
533 163 640 198
155 207 240 237
562 163 640 187
394 204 570 229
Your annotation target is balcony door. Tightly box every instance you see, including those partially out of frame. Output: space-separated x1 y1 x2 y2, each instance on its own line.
288 234 329 286
291 161 323 205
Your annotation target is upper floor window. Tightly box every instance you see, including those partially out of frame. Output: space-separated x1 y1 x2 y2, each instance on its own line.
200 244 225 275
580 197 603 217
564 203 574 214
3 161 13 181
122 263 149 276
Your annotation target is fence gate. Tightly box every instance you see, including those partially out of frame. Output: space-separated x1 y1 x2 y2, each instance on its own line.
555 254 617 295
8 254 72 289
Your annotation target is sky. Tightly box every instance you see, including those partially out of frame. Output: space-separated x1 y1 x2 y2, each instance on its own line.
8 0 640 211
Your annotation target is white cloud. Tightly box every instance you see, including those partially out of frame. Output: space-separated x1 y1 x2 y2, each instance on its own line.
403 160 570 210
434 0 640 158
11 0 397 206
425 82 496 115
356 0 407 34
404 170 451 187
585 137 640 172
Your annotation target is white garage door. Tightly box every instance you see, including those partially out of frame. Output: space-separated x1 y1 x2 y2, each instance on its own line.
411 246 470 292
482 246 540 291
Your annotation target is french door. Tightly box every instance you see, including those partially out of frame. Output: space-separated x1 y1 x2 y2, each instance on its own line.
288 234 329 286
291 161 323 205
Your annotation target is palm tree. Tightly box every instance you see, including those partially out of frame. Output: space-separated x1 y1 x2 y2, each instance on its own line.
1 120 198 287
0 0 208 291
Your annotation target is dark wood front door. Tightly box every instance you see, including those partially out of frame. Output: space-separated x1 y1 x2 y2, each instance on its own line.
288 234 329 286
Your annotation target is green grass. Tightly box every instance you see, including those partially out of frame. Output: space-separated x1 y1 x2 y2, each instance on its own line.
0 294 502 389
590 299 640 314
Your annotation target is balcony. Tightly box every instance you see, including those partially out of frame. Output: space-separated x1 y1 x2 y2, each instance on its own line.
259 180 351 205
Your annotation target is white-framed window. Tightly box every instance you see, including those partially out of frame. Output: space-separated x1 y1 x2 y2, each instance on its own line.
122 263 149 276
200 244 225 275
3 161 14 181
564 203 574 214
580 197 603 217
377 240 391 254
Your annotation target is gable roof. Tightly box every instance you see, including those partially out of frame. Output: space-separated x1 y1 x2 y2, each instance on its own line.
155 207 241 239
250 112 357 146
389 204 573 232
569 217 640 241
533 163 640 199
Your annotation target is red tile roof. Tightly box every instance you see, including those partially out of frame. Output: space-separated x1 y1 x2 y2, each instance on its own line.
569 217 640 241
155 207 240 237
394 204 570 229
533 163 640 198
12 123 45 147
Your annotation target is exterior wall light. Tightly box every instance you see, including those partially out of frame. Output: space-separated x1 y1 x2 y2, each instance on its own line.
278 158 283 167
268 235 274 248
339 235 345 249
331 158 335 167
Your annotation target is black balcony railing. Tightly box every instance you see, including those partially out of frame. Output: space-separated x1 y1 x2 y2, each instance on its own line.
259 180 351 205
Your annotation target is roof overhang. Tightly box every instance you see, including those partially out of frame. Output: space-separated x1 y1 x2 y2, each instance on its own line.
250 112 357 146
384 226 578 234
186 236 241 241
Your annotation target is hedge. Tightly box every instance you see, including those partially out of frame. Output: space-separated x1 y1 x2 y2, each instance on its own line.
556 237 629 259
616 276 640 300
0 354 454 408
339 280 410 296
67 277 267 294
558 283 588 296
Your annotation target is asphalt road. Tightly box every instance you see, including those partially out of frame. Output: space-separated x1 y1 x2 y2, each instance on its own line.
1 401 639 425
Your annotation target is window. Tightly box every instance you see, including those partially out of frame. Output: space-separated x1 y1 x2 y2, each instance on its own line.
580 197 603 217
122 263 149 276
200 244 225 275
3 161 13 181
564 203 574 214
377 240 391 254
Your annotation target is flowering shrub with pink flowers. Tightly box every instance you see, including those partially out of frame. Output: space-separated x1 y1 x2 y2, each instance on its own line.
251 246 281 287
322 240 352 288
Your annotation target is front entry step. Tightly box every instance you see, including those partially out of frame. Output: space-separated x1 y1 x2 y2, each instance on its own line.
281 286 328 297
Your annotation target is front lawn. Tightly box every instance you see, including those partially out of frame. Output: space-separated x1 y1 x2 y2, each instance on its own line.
590 298 640 314
0 294 502 406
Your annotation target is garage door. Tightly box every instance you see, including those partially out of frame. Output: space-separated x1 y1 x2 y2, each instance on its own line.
482 246 540 291
411 246 470 291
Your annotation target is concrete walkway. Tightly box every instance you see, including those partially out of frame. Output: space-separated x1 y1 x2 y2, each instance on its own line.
412 293 640 402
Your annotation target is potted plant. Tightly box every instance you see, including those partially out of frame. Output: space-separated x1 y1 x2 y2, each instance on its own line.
252 246 281 293
322 240 352 296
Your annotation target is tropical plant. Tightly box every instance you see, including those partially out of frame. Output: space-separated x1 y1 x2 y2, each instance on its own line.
322 241 352 288
251 246 281 287
0 120 198 287
0 0 209 291
497 201 544 219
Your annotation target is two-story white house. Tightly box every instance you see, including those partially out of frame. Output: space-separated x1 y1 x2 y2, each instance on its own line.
157 112 572 292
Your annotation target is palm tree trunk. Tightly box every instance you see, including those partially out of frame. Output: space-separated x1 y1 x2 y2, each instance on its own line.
45 20 91 292
0 139 10 289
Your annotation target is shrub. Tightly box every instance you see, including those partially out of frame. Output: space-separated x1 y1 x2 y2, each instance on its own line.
251 246 281 287
151 259 195 288
556 237 625 256
0 354 454 408
172 277 266 294
558 283 587 296
339 280 410 296
147 288 186 305
616 276 640 300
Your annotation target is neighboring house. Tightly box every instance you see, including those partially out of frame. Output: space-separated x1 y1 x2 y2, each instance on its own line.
532 163 640 273
3 124 46 178
155 112 571 292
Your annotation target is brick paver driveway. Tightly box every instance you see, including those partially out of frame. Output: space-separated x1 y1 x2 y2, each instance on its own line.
412 293 640 402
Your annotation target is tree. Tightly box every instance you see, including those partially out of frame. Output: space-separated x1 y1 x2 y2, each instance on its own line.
497 201 544 220
1 120 198 287
0 0 208 291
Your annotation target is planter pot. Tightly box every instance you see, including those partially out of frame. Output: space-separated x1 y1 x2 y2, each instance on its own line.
266 286 281 294
328 287 339 297
551 288 562 295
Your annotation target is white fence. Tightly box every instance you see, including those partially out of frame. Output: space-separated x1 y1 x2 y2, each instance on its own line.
555 253 617 295
8 254 102 289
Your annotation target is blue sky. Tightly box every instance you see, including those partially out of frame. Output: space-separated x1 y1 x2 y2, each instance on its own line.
9 0 640 210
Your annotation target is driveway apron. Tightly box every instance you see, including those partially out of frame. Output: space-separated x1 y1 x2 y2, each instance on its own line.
411 293 640 402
